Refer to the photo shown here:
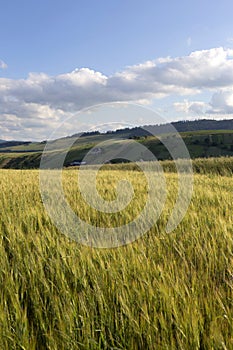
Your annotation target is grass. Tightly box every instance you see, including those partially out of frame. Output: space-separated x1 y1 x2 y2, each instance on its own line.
88 156 233 176
0 158 233 349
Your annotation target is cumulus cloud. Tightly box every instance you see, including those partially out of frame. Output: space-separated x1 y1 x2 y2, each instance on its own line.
209 89 233 114
2 47 233 139
174 90 233 117
174 100 208 115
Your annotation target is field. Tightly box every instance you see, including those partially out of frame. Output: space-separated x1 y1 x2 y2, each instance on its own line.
0 158 233 349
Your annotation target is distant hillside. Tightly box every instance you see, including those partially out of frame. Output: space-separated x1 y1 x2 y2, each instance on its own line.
171 119 233 132
0 141 31 148
1 119 233 144
1 119 233 169
73 119 233 138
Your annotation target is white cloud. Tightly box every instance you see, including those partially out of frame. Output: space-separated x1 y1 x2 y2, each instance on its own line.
2 47 233 139
209 89 233 114
174 90 233 117
174 100 208 115
0 60 7 69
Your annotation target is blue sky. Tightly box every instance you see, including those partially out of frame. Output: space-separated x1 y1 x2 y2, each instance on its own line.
1 0 233 140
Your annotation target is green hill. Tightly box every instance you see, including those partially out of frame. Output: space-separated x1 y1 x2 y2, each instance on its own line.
1 119 233 169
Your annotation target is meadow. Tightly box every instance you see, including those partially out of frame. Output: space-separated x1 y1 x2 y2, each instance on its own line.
0 158 233 349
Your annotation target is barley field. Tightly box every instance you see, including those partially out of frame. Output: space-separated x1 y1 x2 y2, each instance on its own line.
0 159 233 349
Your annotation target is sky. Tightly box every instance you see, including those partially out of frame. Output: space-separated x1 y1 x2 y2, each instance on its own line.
1 0 233 140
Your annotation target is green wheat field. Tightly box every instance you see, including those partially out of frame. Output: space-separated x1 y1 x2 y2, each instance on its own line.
0 158 233 349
